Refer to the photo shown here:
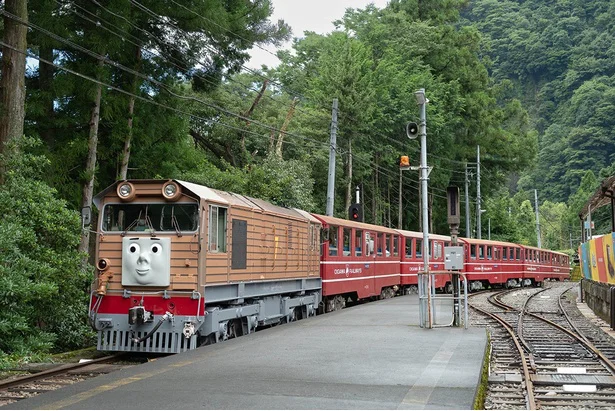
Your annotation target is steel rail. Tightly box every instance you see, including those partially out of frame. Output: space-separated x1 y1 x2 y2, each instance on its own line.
469 300 537 410
0 354 125 391
519 285 615 375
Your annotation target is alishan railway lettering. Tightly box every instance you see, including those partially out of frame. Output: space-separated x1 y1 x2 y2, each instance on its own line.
333 265 363 276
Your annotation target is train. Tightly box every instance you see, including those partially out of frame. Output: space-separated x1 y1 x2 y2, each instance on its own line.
88 179 570 353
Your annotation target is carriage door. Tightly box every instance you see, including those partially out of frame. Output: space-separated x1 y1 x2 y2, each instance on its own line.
363 230 376 296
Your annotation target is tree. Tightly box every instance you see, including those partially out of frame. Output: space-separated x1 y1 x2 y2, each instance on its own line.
0 0 28 184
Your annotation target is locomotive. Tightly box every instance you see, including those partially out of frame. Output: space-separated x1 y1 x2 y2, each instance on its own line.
88 179 570 353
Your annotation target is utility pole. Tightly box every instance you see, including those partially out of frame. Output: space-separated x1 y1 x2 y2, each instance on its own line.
465 164 470 238
398 168 403 229
415 89 431 329
476 146 482 239
534 189 541 248
488 218 491 240
325 99 338 216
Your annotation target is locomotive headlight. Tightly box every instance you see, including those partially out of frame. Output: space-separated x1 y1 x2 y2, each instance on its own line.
162 180 181 201
116 181 136 201
97 258 111 271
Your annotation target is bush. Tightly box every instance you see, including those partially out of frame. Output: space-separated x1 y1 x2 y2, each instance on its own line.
0 137 94 365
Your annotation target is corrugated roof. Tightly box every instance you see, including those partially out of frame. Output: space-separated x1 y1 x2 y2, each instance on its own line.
311 213 399 234
579 175 615 219
395 229 451 241
460 237 518 247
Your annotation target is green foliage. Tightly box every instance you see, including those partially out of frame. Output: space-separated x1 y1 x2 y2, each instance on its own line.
464 0 615 203
0 138 94 362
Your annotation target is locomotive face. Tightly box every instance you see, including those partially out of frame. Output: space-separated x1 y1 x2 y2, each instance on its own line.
122 237 171 287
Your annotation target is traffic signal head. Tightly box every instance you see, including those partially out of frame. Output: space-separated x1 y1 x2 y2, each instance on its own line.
349 203 363 222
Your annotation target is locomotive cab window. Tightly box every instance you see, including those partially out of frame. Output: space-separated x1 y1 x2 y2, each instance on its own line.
209 205 227 253
102 203 199 233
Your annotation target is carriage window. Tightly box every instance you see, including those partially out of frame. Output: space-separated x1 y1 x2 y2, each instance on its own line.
470 245 477 259
479 246 485 260
416 239 422 258
209 205 227 252
434 242 442 259
516 248 520 260
328 226 339 256
343 228 351 256
494 247 499 260
509 248 514 260
366 232 374 256
487 246 492 260
428 240 433 258
385 234 391 257
102 203 199 233
393 236 399 257
503 247 508 260
355 229 363 256
377 233 384 256
405 238 413 258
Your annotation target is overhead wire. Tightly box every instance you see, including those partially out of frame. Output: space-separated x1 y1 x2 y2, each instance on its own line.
11 4 495 213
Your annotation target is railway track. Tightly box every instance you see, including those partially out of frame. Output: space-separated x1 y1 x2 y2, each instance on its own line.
470 282 615 409
0 353 144 407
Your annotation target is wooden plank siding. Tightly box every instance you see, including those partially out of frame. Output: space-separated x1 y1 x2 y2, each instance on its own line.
203 202 320 285
93 180 321 293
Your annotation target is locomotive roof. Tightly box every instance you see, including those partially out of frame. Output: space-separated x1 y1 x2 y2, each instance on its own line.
311 213 399 234
94 180 310 221
394 229 451 241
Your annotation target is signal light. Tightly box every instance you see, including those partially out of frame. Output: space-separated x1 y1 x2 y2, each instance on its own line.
349 203 363 222
400 155 410 169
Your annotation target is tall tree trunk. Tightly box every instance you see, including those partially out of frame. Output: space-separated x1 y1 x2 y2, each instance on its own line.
243 79 268 161
274 97 298 158
78 58 104 256
372 152 379 225
345 138 352 219
119 46 142 180
387 177 391 228
39 44 55 148
0 0 28 184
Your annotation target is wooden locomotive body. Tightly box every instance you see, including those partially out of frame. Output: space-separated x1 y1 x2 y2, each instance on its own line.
89 180 321 353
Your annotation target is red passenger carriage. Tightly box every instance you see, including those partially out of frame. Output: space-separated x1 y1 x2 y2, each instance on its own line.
521 245 570 285
311 214 401 312
459 238 524 290
396 230 451 292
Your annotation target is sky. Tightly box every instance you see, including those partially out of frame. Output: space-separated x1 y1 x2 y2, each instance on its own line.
247 0 390 69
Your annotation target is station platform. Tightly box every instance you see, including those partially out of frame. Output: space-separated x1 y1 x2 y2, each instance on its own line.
8 294 487 410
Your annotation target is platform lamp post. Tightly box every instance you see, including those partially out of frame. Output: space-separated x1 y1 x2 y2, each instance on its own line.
415 88 432 329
